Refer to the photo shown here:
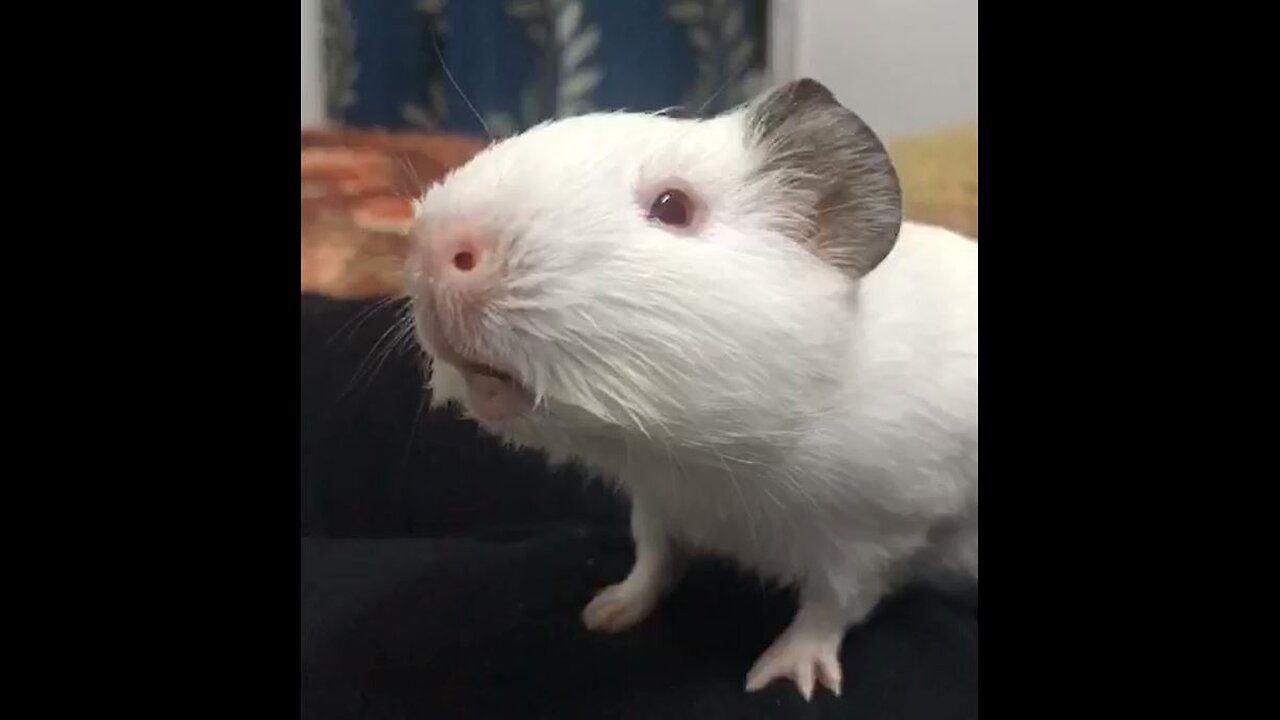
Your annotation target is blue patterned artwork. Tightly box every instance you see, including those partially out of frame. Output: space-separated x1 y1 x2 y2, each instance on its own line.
323 0 767 136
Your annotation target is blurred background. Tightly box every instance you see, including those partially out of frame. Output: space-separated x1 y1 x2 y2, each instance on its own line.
300 0 976 298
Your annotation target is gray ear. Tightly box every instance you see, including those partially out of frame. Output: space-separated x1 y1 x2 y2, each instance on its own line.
745 78 903 277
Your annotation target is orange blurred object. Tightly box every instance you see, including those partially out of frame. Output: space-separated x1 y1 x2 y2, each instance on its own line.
301 129 489 299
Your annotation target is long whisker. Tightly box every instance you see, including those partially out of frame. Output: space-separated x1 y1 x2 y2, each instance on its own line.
326 296 407 348
429 31 492 140
697 75 737 116
392 153 426 201
337 300 416 403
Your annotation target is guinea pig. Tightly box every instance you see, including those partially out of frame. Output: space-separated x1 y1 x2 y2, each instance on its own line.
405 78 978 700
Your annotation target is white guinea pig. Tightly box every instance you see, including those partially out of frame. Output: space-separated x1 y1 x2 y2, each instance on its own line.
406 78 977 700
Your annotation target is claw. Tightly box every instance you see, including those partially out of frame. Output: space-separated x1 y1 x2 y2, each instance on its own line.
745 632 843 700
817 655 842 696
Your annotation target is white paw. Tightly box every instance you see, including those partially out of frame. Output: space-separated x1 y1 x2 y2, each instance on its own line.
745 631 843 700
581 580 659 633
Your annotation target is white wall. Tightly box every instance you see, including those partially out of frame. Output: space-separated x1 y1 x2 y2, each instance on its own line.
783 0 977 138
301 0 326 127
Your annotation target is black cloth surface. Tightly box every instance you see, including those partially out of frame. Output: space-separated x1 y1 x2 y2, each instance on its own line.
301 294 978 719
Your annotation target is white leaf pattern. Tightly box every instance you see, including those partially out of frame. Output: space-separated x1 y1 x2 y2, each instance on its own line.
556 1 582 43
667 0 761 114
503 0 555 130
559 100 592 117
520 85 541 128
508 0 542 19
402 103 436 129
322 0 359 118
558 69 603 107
554 0 602 118
407 0 449 128
667 2 704 22
485 112 520 138
561 25 600 72
483 1 763 133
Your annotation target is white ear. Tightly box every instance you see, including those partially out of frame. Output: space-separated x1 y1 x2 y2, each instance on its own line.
745 78 903 277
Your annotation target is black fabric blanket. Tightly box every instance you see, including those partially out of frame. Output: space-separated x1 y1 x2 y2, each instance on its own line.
300 294 978 719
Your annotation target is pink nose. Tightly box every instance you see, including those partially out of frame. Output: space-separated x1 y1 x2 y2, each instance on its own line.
418 226 499 302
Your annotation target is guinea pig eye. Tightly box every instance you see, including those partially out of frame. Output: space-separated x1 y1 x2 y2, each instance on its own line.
648 189 693 228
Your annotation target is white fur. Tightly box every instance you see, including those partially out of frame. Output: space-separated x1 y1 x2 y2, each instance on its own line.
411 103 978 695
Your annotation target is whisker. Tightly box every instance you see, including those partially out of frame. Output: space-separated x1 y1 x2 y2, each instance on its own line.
337 304 416 403
392 153 426 200
696 75 737 117
326 296 408 349
429 31 492 140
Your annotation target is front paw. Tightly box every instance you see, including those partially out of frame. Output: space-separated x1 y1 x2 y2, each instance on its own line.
581 580 660 633
745 630 843 701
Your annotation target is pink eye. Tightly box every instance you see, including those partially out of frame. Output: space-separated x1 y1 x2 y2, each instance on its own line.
648 189 693 228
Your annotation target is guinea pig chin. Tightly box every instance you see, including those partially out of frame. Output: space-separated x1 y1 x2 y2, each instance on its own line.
418 307 534 424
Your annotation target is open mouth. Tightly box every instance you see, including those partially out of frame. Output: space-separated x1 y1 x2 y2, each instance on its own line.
457 359 513 383
425 315 533 423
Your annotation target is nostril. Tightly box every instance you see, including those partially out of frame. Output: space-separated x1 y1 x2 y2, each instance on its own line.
452 250 476 271
421 228 494 280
